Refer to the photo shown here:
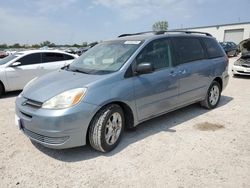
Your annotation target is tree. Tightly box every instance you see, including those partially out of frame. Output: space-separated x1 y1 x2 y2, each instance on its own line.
152 21 168 32
12 43 22 48
0 44 8 49
40 41 52 47
72 43 81 48
82 42 88 47
31 44 40 48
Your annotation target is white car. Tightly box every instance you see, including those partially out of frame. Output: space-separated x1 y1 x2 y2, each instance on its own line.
232 38 250 76
0 50 78 96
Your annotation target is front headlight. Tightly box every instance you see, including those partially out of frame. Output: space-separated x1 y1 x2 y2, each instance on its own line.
234 59 243 66
42 88 87 109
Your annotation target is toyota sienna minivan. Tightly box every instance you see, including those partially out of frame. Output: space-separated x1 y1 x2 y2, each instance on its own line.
15 31 229 152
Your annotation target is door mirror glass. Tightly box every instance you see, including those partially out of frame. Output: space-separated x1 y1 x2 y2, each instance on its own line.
136 62 154 75
10 62 21 67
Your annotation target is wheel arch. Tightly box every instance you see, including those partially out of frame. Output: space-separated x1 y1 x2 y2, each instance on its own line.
86 100 135 143
0 80 5 94
213 77 223 90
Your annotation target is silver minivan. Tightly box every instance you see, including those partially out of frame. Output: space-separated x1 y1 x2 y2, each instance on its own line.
15 31 229 152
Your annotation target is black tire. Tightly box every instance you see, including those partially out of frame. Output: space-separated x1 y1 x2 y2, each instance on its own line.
0 82 4 97
88 104 124 152
200 81 221 109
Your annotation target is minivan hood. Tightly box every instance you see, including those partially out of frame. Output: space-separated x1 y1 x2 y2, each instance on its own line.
22 70 105 102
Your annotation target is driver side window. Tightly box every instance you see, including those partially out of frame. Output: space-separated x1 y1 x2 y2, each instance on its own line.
136 39 172 70
18 53 41 66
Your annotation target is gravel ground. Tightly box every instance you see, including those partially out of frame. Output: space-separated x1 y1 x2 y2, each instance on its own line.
0 57 250 188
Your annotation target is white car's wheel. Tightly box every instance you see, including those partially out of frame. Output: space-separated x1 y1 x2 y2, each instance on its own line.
0 83 4 97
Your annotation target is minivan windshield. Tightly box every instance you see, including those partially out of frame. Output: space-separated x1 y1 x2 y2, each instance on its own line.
0 54 18 65
68 40 142 74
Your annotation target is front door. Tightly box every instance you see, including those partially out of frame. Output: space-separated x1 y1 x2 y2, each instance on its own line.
5 53 42 90
133 38 179 121
41 52 69 74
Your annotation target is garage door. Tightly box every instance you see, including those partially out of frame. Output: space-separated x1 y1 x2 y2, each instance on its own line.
224 29 244 44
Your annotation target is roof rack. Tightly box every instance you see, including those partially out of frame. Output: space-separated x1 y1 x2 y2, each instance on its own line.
118 30 212 38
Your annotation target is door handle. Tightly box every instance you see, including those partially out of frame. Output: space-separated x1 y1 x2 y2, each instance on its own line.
178 69 186 74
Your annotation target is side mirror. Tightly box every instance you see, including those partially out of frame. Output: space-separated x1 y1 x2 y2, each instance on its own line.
10 62 21 67
135 62 154 75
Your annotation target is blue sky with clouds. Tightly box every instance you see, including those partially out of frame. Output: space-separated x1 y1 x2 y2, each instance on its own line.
0 0 249 44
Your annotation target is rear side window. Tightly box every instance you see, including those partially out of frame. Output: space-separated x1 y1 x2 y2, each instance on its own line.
173 38 205 64
136 39 172 70
64 54 75 60
42 53 65 63
18 53 41 66
203 38 224 58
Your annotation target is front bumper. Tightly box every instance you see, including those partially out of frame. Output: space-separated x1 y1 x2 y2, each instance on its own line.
15 96 99 149
232 65 250 75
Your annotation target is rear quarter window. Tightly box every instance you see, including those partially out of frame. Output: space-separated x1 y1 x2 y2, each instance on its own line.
203 38 225 58
172 37 205 64
64 54 75 60
42 53 65 63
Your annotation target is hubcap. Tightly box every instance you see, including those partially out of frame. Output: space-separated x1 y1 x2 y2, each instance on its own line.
105 112 122 145
209 85 220 106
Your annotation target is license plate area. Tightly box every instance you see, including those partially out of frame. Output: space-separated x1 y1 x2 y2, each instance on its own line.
15 115 23 130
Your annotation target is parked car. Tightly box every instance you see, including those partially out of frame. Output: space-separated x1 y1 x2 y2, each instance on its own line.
76 47 90 56
219 41 239 57
15 31 229 152
0 50 78 96
232 38 250 76
0 51 8 59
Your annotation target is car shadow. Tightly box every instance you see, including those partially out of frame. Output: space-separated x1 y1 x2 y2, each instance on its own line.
0 90 21 99
32 95 233 162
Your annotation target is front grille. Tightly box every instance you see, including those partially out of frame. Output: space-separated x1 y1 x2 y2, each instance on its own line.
23 99 42 108
237 71 250 75
23 127 69 145
242 64 250 68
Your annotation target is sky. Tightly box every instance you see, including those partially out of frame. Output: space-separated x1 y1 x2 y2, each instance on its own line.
0 0 249 45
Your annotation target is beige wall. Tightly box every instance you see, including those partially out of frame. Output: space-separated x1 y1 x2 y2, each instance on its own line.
184 23 250 43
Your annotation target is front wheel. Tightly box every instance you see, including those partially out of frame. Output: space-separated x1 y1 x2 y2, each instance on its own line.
0 83 4 97
200 81 221 109
88 104 124 152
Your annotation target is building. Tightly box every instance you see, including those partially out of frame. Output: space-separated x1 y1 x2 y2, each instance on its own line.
175 22 250 44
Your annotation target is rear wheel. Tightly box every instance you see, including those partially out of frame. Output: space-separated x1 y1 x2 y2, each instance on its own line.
0 83 4 97
201 81 221 109
88 104 124 152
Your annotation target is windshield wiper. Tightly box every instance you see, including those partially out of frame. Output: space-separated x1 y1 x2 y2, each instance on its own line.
70 68 89 74
61 64 70 70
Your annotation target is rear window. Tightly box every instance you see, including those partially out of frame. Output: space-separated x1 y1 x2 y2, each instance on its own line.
203 38 224 58
173 38 205 64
